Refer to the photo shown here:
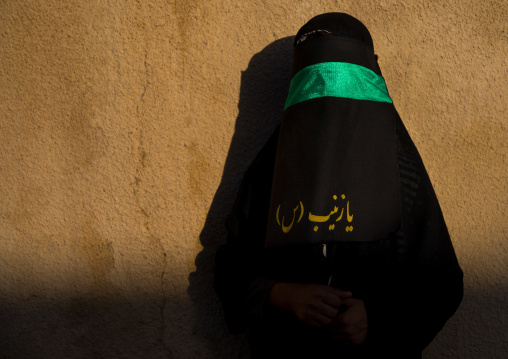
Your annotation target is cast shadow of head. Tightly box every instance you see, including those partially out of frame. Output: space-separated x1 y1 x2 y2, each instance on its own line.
187 36 293 356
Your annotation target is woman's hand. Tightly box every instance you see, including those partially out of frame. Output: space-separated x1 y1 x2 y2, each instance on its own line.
326 298 368 345
269 283 352 327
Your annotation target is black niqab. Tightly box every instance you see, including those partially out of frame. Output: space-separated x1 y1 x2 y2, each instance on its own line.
266 13 400 247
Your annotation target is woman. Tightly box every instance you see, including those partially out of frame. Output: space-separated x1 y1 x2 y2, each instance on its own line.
215 13 463 358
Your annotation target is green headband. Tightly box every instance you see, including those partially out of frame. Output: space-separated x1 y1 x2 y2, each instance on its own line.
284 62 392 110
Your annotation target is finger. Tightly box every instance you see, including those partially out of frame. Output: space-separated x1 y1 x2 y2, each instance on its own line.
349 328 368 345
335 313 360 332
336 300 368 329
335 312 349 326
320 288 352 308
340 297 356 307
320 291 343 308
328 287 352 299
326 312 342 326
314 312 333 326
327 321 350 336
335 316 368 335
314 301 340 318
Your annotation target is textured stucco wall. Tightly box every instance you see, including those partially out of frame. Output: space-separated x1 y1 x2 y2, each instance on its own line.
0 1 506 358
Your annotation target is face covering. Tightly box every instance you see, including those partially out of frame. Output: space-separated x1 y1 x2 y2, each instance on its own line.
265 13 401 248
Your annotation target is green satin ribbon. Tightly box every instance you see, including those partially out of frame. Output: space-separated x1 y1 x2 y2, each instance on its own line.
284 62 392 110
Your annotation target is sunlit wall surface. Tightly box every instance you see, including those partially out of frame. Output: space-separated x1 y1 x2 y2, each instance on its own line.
0 1 506 358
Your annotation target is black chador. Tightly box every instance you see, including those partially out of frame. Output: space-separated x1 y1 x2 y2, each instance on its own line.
215 13 463 359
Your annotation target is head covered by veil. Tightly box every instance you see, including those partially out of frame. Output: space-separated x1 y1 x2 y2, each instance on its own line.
265 13 402 247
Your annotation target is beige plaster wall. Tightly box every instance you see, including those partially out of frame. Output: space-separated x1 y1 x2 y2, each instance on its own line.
0 0 506 358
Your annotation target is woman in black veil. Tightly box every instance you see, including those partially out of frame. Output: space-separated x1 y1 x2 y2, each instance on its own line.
214 13 463 358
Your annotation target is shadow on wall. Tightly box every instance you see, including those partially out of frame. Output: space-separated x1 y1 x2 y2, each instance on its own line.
0 38 293 359
0 287 505 358
187 37 294 358
0 293 176 358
